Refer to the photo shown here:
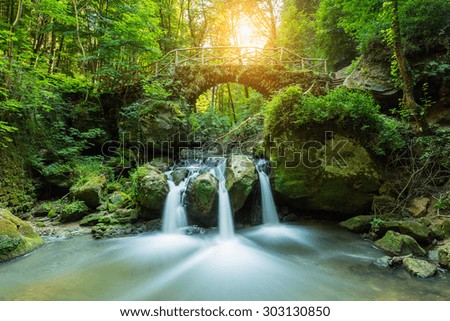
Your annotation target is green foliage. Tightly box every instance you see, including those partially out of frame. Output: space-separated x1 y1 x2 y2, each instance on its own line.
315 0 358 68
72 156 114 184
370 218 384 233
43 199 88 221
264 87 407 155
434 196 450 210
414 129 450 167
0 121 17 148
278 0 318 57
189 108 231 142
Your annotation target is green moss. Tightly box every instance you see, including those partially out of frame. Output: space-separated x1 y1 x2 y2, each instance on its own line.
36 222 46 227
0 209 44 262
131 164 169 212
374 230 426 256
339 215 375 233
438 243 450 269
0 146 35 212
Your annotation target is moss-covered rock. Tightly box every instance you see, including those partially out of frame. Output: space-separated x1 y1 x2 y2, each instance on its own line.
339 215 375 233
172 168 189 185
403 258 437 278
0 209 44 262
438 242 450 269
132 164 170 218
70 175 107 209
226 155 257 212
271 133 380 215
430 218 450 240
59 200 89 223
119 100 184 153
185 172 219 226
80 212 106 226
149 157 174 172
107 191 132 212
398 220 432 244
374 230 426 256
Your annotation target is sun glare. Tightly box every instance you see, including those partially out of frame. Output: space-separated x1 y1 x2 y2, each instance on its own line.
236 17 266 48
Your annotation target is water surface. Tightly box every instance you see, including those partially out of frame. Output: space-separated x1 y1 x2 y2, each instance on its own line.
0 222 448 300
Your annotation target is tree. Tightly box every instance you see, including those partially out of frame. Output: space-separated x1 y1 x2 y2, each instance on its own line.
386 0 428 133
243 0 282 47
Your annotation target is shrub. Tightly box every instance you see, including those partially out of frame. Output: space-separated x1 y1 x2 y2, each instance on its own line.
264 87 408 155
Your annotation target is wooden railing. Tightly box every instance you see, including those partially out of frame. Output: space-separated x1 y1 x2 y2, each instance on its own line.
148 46 327 76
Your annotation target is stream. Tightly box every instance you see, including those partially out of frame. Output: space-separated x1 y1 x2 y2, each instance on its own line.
0 221 448 300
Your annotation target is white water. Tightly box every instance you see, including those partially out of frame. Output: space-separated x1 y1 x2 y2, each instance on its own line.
256 159 280 225
161 180 188 234
213 159 235 240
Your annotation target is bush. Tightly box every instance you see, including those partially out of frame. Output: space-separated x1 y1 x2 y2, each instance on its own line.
264 87 408 155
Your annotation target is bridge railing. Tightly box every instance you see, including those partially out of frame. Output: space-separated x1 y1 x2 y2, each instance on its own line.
149 47 327 76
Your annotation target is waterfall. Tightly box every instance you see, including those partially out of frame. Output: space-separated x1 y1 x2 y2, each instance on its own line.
213 159 235 240
256 159 280 225
161 178 188 234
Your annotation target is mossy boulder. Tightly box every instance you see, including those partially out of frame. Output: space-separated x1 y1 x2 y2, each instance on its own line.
438 242 450 269
149 157 174 172
185 172 219 226
70 175 107 209
59 200 89 223
374 230 426 256
119 100 184 153
172 168 189 185
0 209 44 262
403 258 437 278
339 215 375 233
430 218 450 240
107 191 132 212
398 221 432 244
271 132 380 215
132 164 170 218
80 212 106 226
226 155 257 212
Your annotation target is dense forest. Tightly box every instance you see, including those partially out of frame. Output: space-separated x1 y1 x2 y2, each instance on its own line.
0 0 449 278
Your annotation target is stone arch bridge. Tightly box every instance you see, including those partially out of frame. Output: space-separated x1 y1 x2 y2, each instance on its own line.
148 46 330 106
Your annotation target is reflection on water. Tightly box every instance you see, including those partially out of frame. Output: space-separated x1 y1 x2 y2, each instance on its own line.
0 222 448 300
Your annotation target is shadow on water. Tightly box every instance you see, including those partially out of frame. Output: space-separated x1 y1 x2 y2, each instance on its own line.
0 223 449 300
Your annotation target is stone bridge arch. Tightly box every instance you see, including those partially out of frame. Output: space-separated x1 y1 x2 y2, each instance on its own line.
148 47 330 108
173 64 329 106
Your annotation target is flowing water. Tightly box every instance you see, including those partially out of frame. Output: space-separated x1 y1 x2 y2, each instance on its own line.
213 159 235 240
0 222 448 300
161 180 188 233
0 157 449 300
256 159 280 225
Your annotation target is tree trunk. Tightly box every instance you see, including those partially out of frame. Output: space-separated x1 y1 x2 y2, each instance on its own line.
5 0 23 88
391 0 429 134
227 83 237 124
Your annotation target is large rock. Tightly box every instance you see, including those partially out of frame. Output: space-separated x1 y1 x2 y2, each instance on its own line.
119 100 184 153
438 242 450 269
70 175 107 209
185 172 219 226
429 217 450 240
226 155 257 212
0 209 44 262
398 221 432 244
133 165 170 217
339 215 375 233
374 230 426 256
59 201 89 223
271 132 380 215
403 258 437 278
342 58 400 107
